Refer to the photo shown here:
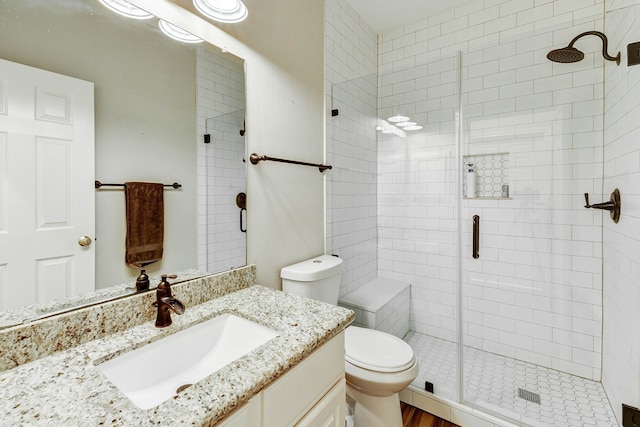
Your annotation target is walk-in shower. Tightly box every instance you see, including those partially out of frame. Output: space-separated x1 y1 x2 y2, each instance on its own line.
328 6 622 426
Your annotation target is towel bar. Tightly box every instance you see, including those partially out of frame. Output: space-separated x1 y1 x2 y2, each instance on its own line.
249 153 332 173
95 180 182 189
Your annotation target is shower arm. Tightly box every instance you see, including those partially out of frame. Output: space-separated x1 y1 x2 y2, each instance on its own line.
567 31 620 63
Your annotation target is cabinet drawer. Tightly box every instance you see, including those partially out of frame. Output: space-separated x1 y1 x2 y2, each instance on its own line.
262 331 345 427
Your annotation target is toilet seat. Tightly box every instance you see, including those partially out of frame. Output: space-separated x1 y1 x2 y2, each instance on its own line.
345 326 415 373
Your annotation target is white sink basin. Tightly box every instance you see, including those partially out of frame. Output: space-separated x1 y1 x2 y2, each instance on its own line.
96 313 279 410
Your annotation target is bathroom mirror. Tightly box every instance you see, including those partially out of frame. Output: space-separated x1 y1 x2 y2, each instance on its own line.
0 0 247 321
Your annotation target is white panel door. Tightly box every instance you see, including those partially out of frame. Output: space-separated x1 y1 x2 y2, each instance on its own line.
0 58 94 311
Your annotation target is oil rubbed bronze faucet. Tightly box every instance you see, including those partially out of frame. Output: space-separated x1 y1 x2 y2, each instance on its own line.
154 274 185 328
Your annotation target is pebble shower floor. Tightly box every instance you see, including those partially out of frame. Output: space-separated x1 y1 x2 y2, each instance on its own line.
405 331 618 427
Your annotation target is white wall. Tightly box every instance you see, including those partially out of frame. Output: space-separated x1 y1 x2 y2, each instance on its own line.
132 0 327 289
231 0 326 288
603 0 640 423
325 0 379 297
92 22 197 289
377 0 606 380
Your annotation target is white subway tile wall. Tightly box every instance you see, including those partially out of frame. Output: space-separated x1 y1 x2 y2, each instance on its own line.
338 278 411 337
602 0 640 423
377 0 606 381
195 48 246 273
325 0 379 297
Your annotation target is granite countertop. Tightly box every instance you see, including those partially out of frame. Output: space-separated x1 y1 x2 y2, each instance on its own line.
0 270 210 329
0 285 354 426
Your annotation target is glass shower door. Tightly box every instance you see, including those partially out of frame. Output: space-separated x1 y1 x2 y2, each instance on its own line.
458 17 611 425
375 52 463 402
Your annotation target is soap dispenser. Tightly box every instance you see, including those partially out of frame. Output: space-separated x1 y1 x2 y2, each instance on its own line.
135 269 149 292
466 163 476 199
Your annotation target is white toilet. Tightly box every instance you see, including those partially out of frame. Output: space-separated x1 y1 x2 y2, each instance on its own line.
281 255 419 427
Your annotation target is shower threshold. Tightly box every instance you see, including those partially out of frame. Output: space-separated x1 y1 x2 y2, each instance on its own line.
405 331 618 427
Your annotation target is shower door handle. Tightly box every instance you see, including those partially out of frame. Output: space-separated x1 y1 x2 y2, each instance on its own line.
472 215 480 259
239 208 246 233
236 192 247 233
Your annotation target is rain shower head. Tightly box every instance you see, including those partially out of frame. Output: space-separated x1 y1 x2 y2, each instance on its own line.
546 46 584 63
546 31 620 65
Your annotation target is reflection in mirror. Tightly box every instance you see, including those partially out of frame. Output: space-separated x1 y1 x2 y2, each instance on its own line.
203 109 247 273
196 51 247 274
0 0 246 324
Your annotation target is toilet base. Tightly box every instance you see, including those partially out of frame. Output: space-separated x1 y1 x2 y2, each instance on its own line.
346 383 402 427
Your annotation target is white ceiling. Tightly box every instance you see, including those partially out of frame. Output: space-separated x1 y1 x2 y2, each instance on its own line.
347 0 476 34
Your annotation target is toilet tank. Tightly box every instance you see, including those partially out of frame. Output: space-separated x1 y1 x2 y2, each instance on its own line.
280 255 344 305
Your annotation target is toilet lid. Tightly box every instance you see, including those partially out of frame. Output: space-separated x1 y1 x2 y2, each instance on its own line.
345 326 415 373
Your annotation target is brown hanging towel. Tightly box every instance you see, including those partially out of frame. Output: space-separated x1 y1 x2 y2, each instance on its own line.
124 182 164 268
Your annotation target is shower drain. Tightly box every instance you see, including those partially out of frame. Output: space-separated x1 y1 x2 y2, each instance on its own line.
517 388 541 404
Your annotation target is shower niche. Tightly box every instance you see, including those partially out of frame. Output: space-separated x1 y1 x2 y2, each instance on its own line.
463 152 510 200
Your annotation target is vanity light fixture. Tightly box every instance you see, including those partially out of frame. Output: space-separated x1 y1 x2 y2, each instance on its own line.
396 121 417 127
193 0 248 24
376 120 406 137
379 116 423 132
98 0 154 19
159 20 203 44
388 115 410 123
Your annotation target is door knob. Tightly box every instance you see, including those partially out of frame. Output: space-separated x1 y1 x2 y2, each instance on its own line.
78 235 93 247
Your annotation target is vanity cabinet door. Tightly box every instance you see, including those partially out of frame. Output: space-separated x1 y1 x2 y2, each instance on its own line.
295 378 346 427
216 395 261 427
216 331 345 427
262 331 345 427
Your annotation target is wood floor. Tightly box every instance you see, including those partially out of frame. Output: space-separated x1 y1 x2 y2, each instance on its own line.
401 402 461 427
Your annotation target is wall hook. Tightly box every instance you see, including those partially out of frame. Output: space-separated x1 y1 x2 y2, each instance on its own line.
584 188 620 223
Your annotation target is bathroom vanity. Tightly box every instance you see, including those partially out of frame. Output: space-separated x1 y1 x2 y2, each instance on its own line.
218 333 346 427
0 266 353 426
